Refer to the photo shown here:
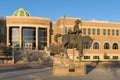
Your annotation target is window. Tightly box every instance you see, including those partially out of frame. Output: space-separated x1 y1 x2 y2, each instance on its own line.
104 56 110 59
64 27 67 34
84 56 90 59
113 56 118 59
103 29 106 35
9 27 20 47
112 29 115 36
88 28 91 35
83 28 86 34
84 43 89 49
92 28 95 35
97 29 100 35
38 28 47 50
93 56 99 59
104 42 110 49
68 27 72 34
0 27 5 34
116 30 119 36
23 27 36 49
112 43 118 50
93 42 99 49
69 27 72 31
108 29 110 35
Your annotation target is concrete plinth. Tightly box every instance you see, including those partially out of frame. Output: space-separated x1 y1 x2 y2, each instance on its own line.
53 55 86 76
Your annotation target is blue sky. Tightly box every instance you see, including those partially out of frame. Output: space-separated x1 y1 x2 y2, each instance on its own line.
1 0 120 22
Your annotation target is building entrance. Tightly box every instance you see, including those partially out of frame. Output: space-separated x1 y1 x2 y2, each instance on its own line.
25 42 32 49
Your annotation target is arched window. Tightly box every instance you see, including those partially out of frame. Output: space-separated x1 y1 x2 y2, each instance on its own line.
84 43 89 49
93 42 99 49
112 43 118 50
104 42 110 49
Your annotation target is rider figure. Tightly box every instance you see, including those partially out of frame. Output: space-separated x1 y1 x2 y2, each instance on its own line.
73 19 82 35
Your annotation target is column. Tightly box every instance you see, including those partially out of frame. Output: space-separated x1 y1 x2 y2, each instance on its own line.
19 26 22 48
47 27 50 47
36 27 38 50
6 26 9 46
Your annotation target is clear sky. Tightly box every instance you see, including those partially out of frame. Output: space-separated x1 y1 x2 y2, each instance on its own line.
1 0 120 22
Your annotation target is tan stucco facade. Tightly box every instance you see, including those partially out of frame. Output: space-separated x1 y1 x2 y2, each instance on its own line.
6 16 50 49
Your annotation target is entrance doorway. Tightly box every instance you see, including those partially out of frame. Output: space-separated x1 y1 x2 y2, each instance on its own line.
25 42 32 49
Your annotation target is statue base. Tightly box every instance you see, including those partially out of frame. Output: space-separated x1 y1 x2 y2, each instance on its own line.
53 55 86 76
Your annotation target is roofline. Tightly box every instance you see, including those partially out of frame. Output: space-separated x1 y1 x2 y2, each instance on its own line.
83 20 120 24
56 17 81 22
6 16 50 20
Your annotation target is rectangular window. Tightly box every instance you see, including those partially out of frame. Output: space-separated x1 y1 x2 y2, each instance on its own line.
64 27 67 34
84 56 90 59
108 29 110 35
0 27 5 34
97 29 100 35
104 56 110 59
83 28 86 34
93 56 99 59
116 30 119 36
103 29 106 35
69 27 72 30
112 29 115 36
9 27 20 47
113 56 118 59
88 28 91 35
92 28 95 35
68 27 72 33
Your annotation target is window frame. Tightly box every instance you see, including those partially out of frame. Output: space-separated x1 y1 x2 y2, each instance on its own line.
84 56 90 59
88 28 91 35
103 29 106 35
112 43 118 50
97 29 100 35
92 28 95 35
93 42 99 49
104 42 110 50
93 56 99 59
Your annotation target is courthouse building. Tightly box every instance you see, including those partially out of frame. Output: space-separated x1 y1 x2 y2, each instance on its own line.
0 8 120 61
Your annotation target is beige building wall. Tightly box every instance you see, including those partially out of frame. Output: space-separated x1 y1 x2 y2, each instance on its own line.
6 16 50 49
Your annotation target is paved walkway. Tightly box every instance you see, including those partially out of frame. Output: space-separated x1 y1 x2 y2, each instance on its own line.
0 62 120 80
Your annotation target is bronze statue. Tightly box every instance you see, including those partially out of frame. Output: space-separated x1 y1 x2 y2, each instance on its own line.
55 34 93 60
68 19 81 35
54 19 93 61
73 19 82 35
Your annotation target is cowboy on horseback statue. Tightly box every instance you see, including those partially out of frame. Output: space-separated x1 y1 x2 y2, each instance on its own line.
68 19 82 35
54 19 93 61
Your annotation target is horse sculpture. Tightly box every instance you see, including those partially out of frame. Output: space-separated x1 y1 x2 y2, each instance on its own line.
54 33 93 61
54 19 93 61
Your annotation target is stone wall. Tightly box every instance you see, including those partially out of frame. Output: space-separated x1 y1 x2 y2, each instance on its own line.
53 55 86 76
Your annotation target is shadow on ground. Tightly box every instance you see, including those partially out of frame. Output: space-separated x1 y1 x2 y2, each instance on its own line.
86 61 99 74
0 63 52 73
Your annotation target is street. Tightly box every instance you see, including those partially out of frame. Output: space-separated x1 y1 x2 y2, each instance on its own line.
0 63 120 80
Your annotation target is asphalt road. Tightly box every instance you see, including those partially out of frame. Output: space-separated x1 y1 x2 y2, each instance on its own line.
0 63 120 80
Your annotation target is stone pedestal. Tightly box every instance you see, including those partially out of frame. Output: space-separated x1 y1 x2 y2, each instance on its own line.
53 55 86 76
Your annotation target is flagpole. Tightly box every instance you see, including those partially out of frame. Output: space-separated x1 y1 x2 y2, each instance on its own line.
63 14 66 34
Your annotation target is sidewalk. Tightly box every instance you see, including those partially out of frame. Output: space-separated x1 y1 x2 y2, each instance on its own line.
0 62 53 68
0 63 28 68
